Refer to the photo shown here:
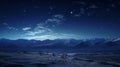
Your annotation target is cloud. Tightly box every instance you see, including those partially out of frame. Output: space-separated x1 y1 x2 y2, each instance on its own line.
25 23 52 36
46 18 61 24
3 23 18 30
7 26 18 30
24 33 80 40
54 15 64 19
24 14 65 39
25 35 57 40
22 27 31 31
3 23 8 25
45 14 65 27
26 31 44 36
25 28 52 36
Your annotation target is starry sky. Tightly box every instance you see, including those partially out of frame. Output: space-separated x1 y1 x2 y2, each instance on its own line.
0 0 120 40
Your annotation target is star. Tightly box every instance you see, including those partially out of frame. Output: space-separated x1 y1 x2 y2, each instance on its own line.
70 11 73 14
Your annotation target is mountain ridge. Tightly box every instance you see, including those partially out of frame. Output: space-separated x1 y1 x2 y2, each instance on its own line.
0 38 120 52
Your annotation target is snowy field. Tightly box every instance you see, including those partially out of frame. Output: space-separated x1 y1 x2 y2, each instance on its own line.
0 51 120 67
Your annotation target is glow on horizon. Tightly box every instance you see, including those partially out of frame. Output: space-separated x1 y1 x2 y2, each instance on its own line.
23 34 82 40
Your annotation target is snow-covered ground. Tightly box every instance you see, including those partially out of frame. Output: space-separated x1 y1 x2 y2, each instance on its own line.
0 52 119 67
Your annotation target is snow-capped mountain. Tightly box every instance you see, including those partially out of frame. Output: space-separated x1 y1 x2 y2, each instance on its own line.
0 38 120 52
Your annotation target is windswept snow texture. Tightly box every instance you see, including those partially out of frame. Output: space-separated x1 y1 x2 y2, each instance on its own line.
0 38 120 67
0 52 120 67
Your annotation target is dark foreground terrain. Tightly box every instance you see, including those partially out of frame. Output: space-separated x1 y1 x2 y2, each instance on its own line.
0 51 120 67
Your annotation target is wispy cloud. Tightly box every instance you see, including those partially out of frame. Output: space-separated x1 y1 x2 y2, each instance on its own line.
22 27 31 31
7 27 18 30
3 23 8 25
23 14 69 40
24 14 65 36
24 35 57 40
45 14 65 27
25 23 52 36
3 23 18 30
54 14 64 19
24 33 80 40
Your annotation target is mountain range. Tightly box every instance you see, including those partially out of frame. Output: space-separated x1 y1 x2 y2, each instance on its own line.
0 38 120 53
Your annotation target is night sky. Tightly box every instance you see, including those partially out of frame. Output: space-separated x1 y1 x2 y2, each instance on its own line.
0 0 120 40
